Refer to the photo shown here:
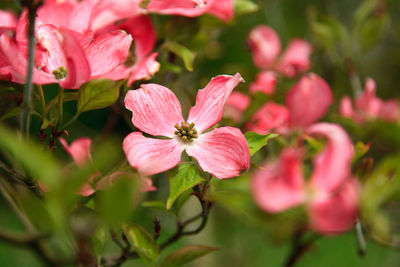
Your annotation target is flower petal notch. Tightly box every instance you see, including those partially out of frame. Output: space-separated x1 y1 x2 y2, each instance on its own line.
123 73 250 178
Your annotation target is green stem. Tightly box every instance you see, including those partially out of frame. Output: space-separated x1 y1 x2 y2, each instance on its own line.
60 112 80 130
37 85 46 115
57 86 64 129
20 7 36 136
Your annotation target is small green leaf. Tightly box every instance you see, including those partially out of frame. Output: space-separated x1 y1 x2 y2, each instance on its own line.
77 79 120 113
352 141 370 164
161 245 218 267
234 0 258 16
0 107 21 121
167 163 205 210
163 41 196 72
360 14 389 52
123 223 159 265
245 132 278 156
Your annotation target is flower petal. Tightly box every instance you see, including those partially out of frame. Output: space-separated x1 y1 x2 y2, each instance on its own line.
85 30 133 78
0 10 18 32
127 52 160 86
307 123 354 193
186 126 250 179
249 71 277 95
277 38 312 77
355 78 383 119
286 73 333 128
247 25 281 69
379 99 399 122
339 96 354 118
251 148 305 213
187 73 243 133
59 28 91 89
123 132 184 175
309 179 359 234
147 0 212 17
224 92 250 122
37 0 77 28
207 0 234 22
125 84 184 137
59 137 92 167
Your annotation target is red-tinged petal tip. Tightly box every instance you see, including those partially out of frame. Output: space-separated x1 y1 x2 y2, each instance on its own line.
251 148 305 213
59 137 92 167
186 126 250 179
123 132 184 176
188 73 243 133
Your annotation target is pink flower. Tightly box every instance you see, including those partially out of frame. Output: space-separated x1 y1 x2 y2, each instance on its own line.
251 123 359 234
340 78 399 123
286 73 333 128
224 92 250 122
123 73 251 179
249 71 277 95
246 102 290 134
247 25 312 78
146 0 234 22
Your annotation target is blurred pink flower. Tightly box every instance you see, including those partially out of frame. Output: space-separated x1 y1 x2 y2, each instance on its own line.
286 73 333 128
123 73 251 179
246 101 290 134
249 71 277 95
224 92 250 122
340 78 399 123
146 0 234 22
247 25 312 78
251 123 359 234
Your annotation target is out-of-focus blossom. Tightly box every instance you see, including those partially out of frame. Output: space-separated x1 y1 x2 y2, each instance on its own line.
224 92 250 122
96 171 156 193
286 73 333 128
123 73 250 179
340 78 399 123
247 25 312 79
246 102 290 134
146 0 234 22
252 123 359 234
0 10 17 32
249 71 277 95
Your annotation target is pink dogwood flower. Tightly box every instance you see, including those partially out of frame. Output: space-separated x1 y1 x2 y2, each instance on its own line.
146 0 234 22
249 71 277 95
251 123 359 234
123 73 251 178
224 92 250 122
340 78 399 123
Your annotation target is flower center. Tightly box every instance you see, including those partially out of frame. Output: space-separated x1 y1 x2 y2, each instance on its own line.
174 122 198 142
52 66 67 80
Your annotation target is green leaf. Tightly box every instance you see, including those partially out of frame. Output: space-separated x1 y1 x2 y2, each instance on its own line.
245 132 278 156
167 163 205 210
360 14 389 52
77 79 120 113
234 0 259 16
0 107 21 121
352 142 370 164
161 245 218 267
163 41 196 72
123 223 159 266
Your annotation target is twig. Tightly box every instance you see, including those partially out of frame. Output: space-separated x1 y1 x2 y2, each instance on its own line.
283 231 319 267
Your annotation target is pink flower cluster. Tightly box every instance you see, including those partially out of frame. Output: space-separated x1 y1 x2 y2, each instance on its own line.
340 78 399 123
247 25 312 94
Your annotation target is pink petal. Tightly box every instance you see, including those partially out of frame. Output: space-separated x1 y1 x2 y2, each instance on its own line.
277 38 312 77
0 10 18 31
117 15 156 59
286 73 333 128
307 123 354 193
96 171 157 192
124 84 184 137
309 179 359 234
247 25 281 69
147 0 212 17
251 148 305 213
249 71 277 95
355 78 383 119
379 99 399 122
123 132 184 175
186 126 250 179
339 96 354 118
127 52 160 86
59 137 92 167
224 92 250 122
187 73 244 133
59 28 91 89
37 0 77 28
207 0 234 22
85 30 132 78
246 102 290 135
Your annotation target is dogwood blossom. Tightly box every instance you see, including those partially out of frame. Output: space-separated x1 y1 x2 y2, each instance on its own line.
123 73 251 178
